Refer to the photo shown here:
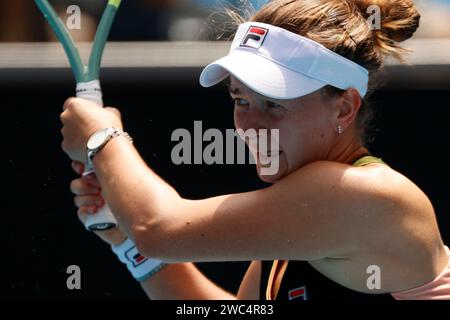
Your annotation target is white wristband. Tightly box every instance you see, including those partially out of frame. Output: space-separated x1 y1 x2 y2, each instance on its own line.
112 238 166 282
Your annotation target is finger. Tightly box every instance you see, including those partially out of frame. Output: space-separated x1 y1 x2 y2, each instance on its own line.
70 178 100 195
63 97 76 111
105 107 121 119
78 205 98 215
77 206 99 223
81 174 101 188
77 208 88 224
71 161 85 175
74 195 104 209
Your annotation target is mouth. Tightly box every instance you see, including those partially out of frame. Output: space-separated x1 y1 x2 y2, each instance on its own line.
257 151 283 171
267 150 282 157
257 150 283 166
258 150 282 157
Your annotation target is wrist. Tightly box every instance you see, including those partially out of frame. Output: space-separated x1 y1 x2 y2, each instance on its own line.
86 127 133 171
111 238 167 282
97 227 128 246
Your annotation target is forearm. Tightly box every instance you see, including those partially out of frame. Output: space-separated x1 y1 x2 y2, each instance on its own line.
92 136 178 245
110 236 235 299
140 263 236 300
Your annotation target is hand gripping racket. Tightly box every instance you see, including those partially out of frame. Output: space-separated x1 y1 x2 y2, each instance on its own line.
35 0 122 231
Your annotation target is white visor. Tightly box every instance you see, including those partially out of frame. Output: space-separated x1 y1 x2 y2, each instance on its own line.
199 22 369 99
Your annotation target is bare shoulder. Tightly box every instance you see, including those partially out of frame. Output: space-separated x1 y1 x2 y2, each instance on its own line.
294 161 446 292
348 161 436 222
289 160 434 216
285 160 439 248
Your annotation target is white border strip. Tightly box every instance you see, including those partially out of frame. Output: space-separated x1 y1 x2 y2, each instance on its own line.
0 40 449 69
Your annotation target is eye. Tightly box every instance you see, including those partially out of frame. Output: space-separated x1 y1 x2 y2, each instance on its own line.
231 98 249 107
267 101 284 109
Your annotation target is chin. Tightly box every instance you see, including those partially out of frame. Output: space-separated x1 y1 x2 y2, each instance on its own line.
256 163 286 183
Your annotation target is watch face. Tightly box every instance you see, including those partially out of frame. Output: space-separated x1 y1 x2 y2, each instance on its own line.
87 129 109 150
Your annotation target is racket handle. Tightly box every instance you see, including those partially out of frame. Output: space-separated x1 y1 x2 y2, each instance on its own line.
85 200 117 231
76 80 118 231
76 80 103 106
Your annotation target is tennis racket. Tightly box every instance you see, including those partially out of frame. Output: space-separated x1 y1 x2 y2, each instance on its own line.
35 0 122 231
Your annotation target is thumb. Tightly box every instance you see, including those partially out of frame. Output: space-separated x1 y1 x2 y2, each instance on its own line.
105 107 121 120
71 161 84 175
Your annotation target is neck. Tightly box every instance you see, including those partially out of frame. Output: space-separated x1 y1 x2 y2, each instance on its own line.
326 133 368 165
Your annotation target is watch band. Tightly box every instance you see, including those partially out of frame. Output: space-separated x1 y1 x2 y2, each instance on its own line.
86 128 133 168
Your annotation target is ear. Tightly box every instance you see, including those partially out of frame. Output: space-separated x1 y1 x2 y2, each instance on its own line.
335 88 362 130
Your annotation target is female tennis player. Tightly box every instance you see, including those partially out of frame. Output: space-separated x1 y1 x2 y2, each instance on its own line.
60 0 450 299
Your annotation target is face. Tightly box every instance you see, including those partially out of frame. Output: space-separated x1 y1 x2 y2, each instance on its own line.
229 76 339 183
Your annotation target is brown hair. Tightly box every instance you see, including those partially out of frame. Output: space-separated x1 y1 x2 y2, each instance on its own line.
216 0 420 145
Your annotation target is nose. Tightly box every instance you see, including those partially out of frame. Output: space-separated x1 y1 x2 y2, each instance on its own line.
238 96 271 132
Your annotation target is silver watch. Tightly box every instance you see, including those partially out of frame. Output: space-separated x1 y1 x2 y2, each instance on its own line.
86 127 133 168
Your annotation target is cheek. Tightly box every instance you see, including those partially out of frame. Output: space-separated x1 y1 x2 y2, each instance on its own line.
276 120 318 168
277 119 306 150
233 108 243 129
282 140 304 170
268 123 300 169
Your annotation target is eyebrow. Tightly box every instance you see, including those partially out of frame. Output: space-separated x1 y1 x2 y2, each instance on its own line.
226 83 289 107
226 84 240 95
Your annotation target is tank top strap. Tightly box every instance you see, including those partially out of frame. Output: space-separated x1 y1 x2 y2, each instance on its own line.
352 155 388 167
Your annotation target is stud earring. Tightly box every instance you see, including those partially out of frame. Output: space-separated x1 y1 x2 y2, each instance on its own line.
337 125 343 135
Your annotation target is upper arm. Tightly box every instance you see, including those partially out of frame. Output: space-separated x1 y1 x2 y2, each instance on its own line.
140 161 398 262
237 261 261 300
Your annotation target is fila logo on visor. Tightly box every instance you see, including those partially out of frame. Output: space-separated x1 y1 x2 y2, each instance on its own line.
240 26 269 49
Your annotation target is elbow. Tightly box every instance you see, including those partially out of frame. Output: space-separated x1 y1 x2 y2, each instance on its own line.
132 196 185 262
132 217 167 260
132 215 187 264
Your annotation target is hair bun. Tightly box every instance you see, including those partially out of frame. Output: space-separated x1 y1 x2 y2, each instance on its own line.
354 0 420 42
352 0 420 61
